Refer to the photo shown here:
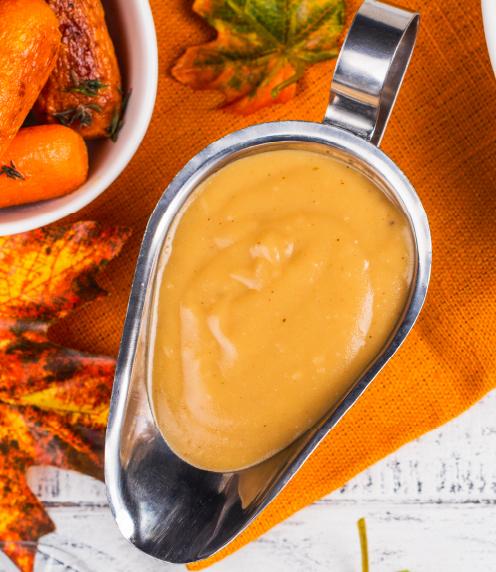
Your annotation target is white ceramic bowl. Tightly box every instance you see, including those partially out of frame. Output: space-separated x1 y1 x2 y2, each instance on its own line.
0 0 158 236
482 0 496 75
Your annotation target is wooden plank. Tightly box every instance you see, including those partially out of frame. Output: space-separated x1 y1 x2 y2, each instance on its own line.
9 390 496 571
0 506 172 572
27 390 496 505
1 500 494 571
211 500 496 571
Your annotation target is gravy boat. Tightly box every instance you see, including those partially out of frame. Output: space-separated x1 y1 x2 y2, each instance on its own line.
105 0 431 563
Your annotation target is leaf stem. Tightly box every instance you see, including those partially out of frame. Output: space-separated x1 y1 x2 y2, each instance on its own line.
270 62 305 98
357 517 369 572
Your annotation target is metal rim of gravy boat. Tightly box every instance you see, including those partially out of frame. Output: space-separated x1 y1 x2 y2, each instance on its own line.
105 0 430 564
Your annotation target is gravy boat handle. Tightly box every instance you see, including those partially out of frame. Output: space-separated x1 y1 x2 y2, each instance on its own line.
325 0 419 145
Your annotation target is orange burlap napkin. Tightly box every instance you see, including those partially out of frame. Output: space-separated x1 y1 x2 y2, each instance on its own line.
51 0 496 567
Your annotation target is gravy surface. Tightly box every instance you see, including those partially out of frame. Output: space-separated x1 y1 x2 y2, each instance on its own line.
150 149 413 472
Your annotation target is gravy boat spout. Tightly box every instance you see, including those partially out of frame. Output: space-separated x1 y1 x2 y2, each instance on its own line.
105 0 431 564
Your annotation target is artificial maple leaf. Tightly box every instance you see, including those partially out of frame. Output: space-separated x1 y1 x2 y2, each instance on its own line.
0 221 131 572
172 0 345 114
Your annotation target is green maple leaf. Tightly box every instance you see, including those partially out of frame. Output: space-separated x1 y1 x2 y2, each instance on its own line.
172 0 345 114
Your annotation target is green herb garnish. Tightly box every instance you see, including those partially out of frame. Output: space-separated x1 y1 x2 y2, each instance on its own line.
69 79 107 97
67 71 107 97
107 89 132 142
53 103 102 127
0 161 25 181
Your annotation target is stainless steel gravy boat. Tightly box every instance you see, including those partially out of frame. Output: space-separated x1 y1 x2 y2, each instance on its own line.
105 0 431 563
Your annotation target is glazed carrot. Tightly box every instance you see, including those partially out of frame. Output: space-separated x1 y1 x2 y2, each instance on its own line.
36 0 122 140
0 0 61 158
0 126 88 208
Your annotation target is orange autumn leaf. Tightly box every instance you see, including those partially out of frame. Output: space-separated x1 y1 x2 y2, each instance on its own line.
172 0 345 114
0 221 131 572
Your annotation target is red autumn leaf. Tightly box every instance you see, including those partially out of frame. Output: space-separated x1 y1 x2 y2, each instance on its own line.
0 221 131 572
172 0 345 114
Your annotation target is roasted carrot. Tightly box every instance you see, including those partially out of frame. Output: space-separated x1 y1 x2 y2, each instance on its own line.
36 0 122 140
0 0 61 158
0 126 88 208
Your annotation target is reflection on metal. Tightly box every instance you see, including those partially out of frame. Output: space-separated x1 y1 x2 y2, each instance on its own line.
105 1 429 564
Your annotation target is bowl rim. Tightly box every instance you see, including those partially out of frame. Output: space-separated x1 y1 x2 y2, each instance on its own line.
0 0 158 236
482 0 496 75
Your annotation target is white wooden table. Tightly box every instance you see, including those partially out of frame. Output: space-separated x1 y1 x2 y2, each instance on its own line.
2 390 496 572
